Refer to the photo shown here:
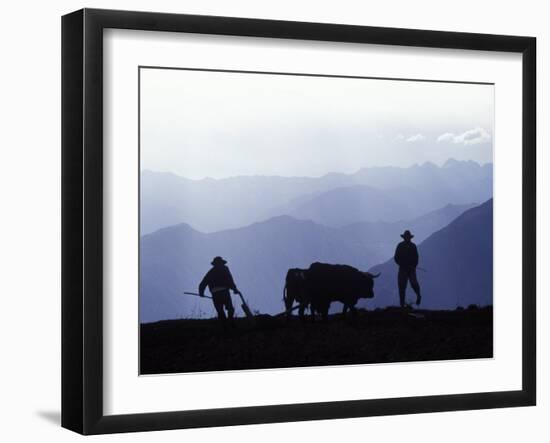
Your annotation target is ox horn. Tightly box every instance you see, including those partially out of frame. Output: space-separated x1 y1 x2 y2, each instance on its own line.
364 272 381 278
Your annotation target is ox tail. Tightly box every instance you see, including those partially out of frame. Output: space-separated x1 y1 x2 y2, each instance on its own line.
283 284 293 314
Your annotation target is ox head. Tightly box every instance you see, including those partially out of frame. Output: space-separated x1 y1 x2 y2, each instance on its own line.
360 271 381 299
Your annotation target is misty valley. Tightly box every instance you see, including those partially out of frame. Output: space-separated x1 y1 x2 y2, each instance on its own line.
140 159 492 323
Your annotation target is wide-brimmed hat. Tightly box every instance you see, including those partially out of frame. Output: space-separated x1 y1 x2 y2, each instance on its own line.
400 230 414 239
211 256 227 266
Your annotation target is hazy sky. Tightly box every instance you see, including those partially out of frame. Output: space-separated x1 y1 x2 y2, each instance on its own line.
140 68 494 179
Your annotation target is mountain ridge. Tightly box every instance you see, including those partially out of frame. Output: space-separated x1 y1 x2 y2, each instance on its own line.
141 159 492 233
139 202 483 323
368 199 493 310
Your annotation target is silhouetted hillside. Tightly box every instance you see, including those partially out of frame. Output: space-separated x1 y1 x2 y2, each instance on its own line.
141 160 492 233
341 202 476 245
369 199 493 309
284 184 478 227
140 204 474 323
140 216 374 323
140 307 493 374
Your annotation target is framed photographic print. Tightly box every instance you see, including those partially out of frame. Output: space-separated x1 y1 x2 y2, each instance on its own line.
61 8 536 435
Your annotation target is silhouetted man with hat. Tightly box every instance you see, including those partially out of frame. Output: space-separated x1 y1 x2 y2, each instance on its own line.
394 230 422 308
199 256 240 324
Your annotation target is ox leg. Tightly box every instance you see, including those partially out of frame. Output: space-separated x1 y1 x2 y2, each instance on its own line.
350 307 360 328
285 303 294 320
321 304 329 323
298 304 307 322
343 304 356 317
284 291 293 319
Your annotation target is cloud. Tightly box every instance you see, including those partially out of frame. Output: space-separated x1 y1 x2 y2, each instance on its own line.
437 132 455 143
406 134 426 143
394 134 405 141
437 127 491 146
455 127 491 145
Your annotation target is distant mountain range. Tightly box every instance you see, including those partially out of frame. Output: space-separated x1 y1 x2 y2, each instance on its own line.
368 199 493 310
141 159 492 233
139 201 487 323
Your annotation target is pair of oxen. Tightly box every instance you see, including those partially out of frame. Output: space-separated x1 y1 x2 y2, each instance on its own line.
284 262 380 321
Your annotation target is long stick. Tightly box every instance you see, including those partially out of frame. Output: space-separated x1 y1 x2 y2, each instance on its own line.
273 305 301 317
183 291 212 300
236 292 254 319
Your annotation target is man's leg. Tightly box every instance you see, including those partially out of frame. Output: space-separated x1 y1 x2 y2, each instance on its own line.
220 290 235 324
212 293 226 322
408 269 422 305
398 268 408 307
225 295 235 321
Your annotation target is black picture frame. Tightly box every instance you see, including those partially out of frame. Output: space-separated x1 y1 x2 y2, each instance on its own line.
61 8 536 435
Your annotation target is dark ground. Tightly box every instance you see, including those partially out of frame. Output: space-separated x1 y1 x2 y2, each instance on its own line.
140 306 493 375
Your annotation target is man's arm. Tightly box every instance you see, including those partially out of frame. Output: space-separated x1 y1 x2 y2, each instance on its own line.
225 267 239 293
412 244 419 268
394 244 402 266
198 270 211 296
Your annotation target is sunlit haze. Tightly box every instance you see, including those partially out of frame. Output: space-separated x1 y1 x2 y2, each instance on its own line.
140 68 494 179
